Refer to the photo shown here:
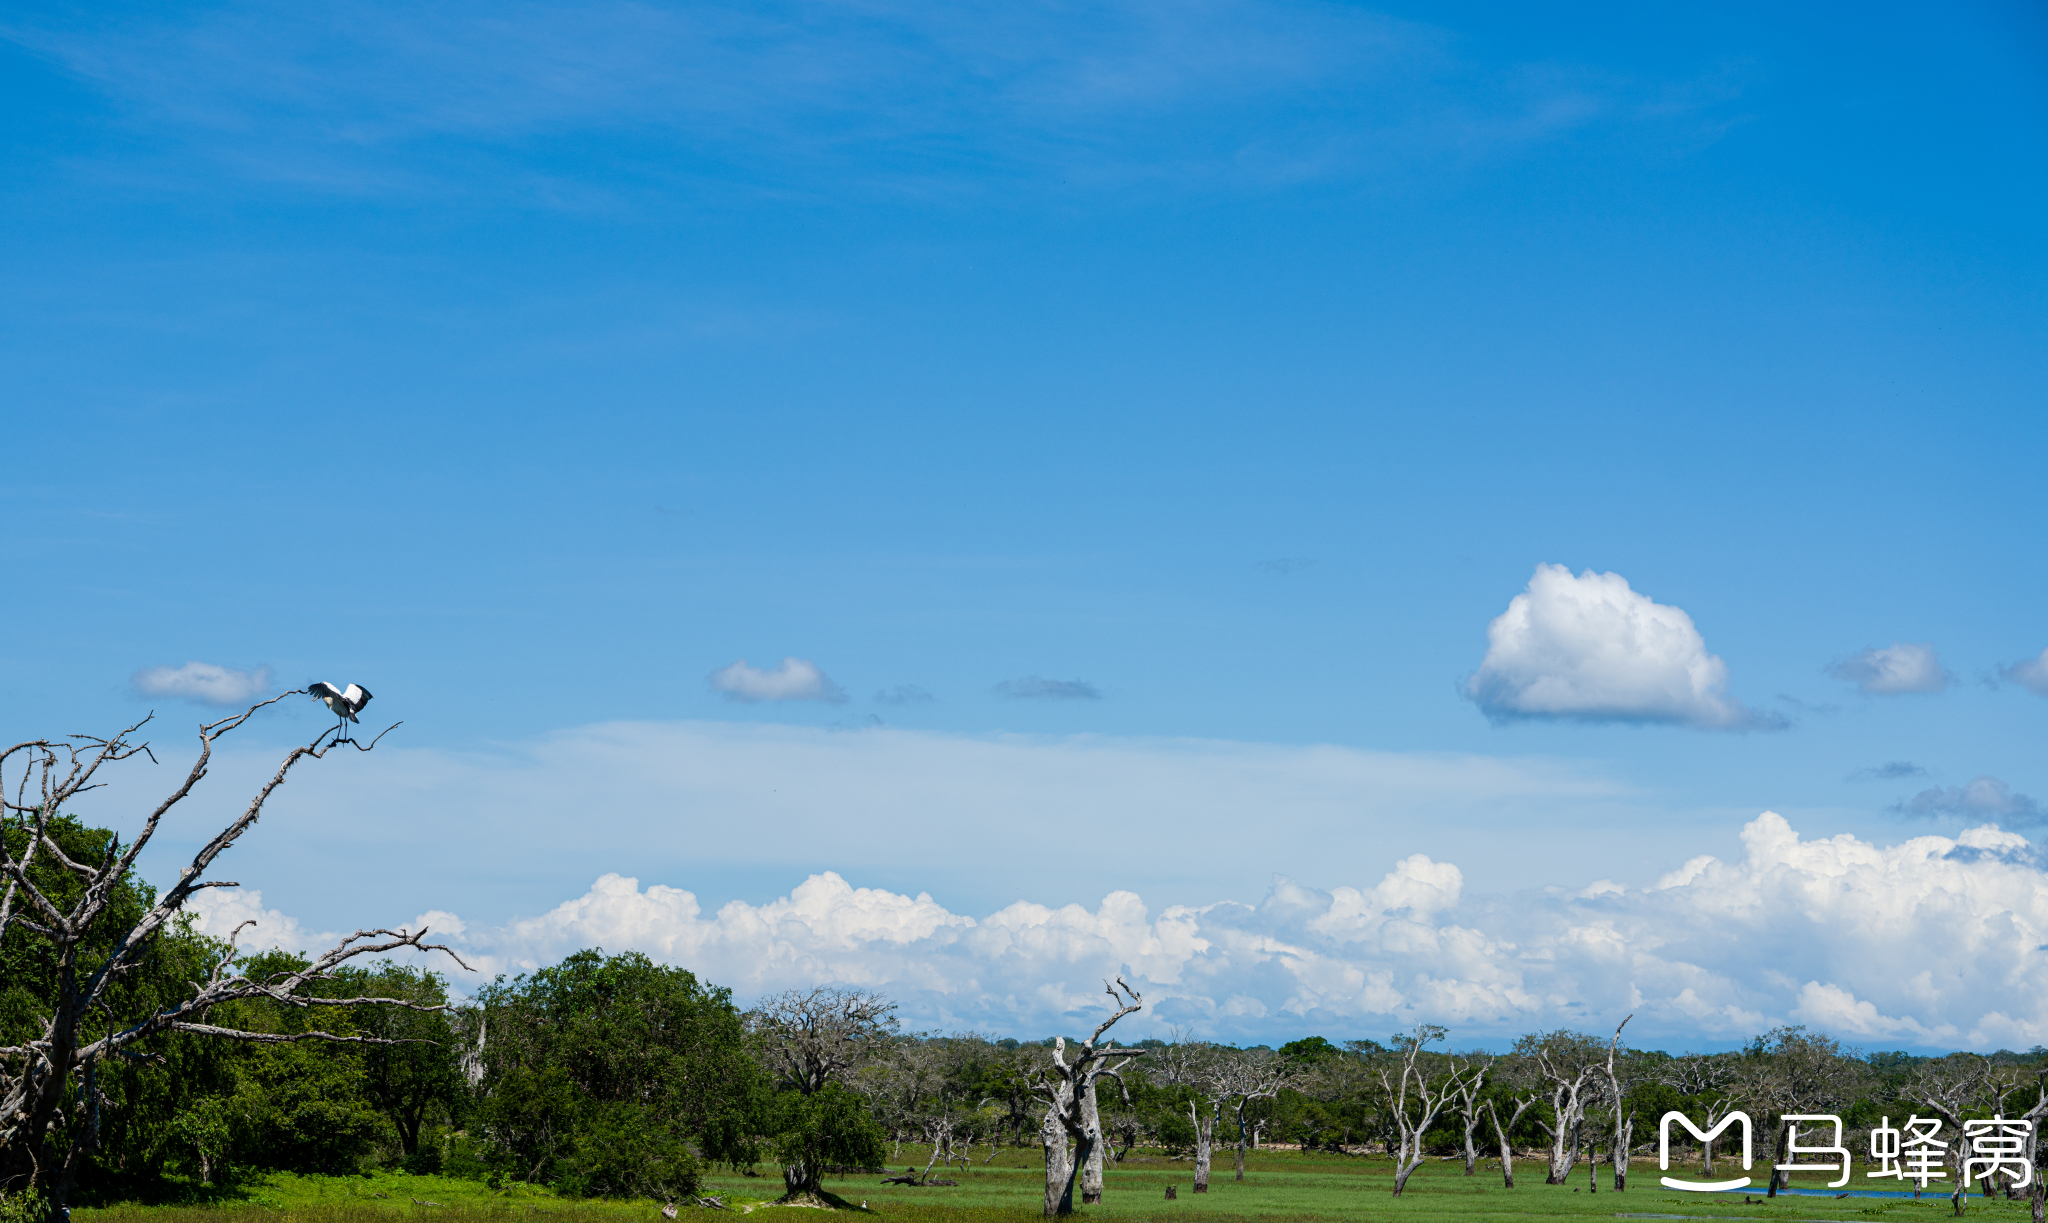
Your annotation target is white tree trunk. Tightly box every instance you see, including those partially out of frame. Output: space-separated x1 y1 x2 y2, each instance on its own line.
1191 1100 1216 1192
1080 1079 1104 1204
1041 1104 1072 1217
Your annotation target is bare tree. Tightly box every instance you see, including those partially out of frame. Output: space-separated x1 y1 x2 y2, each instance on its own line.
1029 980 1145 1217
750 986 899 1095
1379 1025 1473 1197
1448 1056 1494 1176
0 699 464 1219
1211 1048 1297 1182
1660 1053 1742 1176
2009 1067 2048 1223
1155 1034 1223 1191
1485 1083 1541 1189
1902 1054 2001 1217
1516 1029 1605 1184
1736 1027 1853 1200
1600 1016 1635 1190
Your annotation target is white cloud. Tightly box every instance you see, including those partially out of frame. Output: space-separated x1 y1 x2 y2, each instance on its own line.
131 661 274 706
706 657 845 703
1826 643 1952 695
188 812 2048 1049
1895 776 2045 827
1463 564 1768 729
1999 648 2048 697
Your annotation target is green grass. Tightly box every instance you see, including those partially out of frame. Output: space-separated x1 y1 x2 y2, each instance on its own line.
77 1147 2039 1223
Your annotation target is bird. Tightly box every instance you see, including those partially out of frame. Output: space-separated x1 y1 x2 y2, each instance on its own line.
308 682 372 737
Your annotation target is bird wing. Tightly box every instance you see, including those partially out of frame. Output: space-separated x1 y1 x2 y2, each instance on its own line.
309 682 342 701
344 685 373 712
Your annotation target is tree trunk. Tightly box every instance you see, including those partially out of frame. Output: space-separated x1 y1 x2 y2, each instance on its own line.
1487 1104 1517 1190
1544 1094 1573 1184
1233 1100 1248 1181
1392 1155 1422 1197
1041 1107 1072 1218
1462 1111 1479 1176
1766 1121 1788 1198
1613 1114 1631 1191
1080 1080 1104 1204
1190 1101 1214 1192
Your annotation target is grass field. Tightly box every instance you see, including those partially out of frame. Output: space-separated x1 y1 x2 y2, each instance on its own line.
76 1146 2038 1223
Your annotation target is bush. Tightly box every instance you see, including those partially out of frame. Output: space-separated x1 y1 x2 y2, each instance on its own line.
553 1102 700 1201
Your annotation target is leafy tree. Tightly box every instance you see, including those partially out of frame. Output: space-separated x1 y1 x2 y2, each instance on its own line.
769 1085 886 1198
356 964 467 1158
473 950 765 1197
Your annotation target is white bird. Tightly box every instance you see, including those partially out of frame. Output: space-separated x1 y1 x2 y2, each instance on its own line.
308 682 372 736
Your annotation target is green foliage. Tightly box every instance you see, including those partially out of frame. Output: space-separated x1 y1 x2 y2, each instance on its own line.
769 1084 886 1196
1277 1037 1341 1065
472 949 768 1197
0 1185 48 1223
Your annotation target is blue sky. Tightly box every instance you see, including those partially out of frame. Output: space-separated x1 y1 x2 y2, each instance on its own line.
5 0 2047 1047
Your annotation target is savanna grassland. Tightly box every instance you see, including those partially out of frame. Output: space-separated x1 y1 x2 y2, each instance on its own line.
77 1147 2037 1223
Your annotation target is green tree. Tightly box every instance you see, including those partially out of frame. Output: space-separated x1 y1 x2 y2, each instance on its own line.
474 950 766 1197
356 964 468 1159
768 1085 886 1198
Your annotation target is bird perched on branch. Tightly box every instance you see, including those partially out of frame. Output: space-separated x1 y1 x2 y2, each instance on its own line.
308 682 372 737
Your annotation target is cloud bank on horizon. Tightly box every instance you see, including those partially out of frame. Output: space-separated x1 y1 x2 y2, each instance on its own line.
192 811 2048 1050
1463 564 1774 730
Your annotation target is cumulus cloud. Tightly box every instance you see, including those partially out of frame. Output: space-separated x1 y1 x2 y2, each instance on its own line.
130 661 274 706
1826 643 1952 695
189 813 2048 1048
995 676 1102 701
1463 564 1770 729
1999 648 2048 697
706 657 845 704
1894 775 2045 826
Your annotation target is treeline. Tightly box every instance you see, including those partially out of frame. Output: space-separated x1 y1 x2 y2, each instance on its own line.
8 814 2047 1206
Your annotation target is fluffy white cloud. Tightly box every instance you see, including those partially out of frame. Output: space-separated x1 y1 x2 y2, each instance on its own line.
1895 776 2044 826
131 661 274 706
2000 648 2048 697
190 813 2048 1049
706 657 845 703
1826 643 1951 695
1464 564 1768 729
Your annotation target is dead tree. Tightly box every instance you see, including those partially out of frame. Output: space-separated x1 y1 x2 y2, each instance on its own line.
2012 1069 2048 1223
1486 1089 1540 1188
1659 1053 1742 1176
1029 979 1145 1217
1212 1048 1297 1182
1156 1034 1221 1192
1517 1030 1604 1184
750 986 898 1095
1737 1027 1854 1200
1903 1055 2000 1218
0 698 465 1219
1449 1056 1494 1176
1380 1025 1471 1197
1601 1016 1634 1191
